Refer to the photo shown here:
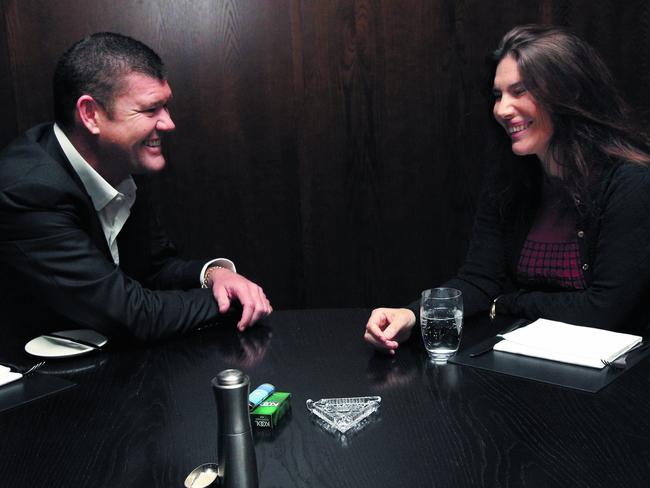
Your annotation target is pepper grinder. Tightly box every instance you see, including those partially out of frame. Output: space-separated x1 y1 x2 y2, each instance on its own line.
212 369 258 488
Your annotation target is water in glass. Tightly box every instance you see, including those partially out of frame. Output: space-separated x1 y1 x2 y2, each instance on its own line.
420 288 463 363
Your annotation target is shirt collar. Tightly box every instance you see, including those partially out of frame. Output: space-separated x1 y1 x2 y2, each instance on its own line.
53 123 136 211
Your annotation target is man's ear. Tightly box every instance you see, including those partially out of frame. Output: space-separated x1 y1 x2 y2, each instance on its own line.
76 95 103 135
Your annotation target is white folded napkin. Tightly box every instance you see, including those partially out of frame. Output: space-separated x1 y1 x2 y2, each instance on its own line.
493 318 643 369
0 365 23 387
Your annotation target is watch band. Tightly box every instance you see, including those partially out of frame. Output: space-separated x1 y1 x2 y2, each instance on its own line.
201 265 224 289
489 296 501 320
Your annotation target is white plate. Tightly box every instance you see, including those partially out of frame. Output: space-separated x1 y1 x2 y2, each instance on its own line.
24 329 108 358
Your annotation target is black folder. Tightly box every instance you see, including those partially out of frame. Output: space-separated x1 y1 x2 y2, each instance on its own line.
450 336 649 393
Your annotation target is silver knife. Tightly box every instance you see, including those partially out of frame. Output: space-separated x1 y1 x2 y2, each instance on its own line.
43 333 102 350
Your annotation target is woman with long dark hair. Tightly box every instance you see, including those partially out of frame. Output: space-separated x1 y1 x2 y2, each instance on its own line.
364 24 650 354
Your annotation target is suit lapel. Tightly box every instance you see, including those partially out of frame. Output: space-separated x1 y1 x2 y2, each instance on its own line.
39 125 113 262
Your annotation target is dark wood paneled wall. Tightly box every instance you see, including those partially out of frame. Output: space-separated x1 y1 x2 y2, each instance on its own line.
2 0 649 309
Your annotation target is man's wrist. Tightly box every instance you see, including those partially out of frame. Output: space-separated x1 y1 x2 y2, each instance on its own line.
201 266 225 289
199 258 236 287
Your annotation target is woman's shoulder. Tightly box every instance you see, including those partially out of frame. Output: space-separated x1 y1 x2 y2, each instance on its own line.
603 161 650 192
598 162 650 218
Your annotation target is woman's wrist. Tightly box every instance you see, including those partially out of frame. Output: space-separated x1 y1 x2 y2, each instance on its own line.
489 296 501 320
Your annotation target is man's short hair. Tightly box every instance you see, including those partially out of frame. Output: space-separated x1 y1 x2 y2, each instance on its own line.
53 32 166 128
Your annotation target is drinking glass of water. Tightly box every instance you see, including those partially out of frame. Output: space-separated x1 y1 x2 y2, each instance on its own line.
420 288 463 363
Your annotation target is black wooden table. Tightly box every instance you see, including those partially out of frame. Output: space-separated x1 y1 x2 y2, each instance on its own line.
1 309 649 488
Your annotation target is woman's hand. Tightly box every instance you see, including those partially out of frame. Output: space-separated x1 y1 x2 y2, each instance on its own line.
363 307 417 355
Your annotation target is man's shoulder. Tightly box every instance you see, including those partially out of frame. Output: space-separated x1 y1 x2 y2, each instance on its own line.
0 123 70 189
1 123 54 154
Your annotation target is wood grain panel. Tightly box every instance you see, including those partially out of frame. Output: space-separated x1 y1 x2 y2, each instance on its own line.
0 0 648 309
0 0 18 149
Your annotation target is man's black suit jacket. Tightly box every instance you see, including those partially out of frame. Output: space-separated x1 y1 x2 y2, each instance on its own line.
0 123 220 344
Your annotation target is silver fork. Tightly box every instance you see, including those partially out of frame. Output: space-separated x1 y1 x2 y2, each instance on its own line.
21 361 46 375
601 342 649 371
601 358 626 370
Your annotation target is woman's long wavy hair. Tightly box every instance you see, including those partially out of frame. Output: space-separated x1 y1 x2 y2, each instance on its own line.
491 24 650 215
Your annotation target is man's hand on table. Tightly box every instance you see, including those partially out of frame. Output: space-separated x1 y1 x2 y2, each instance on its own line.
364 307 416 355
208 267 273 331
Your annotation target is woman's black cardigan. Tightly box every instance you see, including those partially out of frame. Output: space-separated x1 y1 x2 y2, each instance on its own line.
409 161 650 334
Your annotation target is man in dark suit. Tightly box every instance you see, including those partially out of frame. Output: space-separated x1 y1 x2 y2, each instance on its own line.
0 32 272 344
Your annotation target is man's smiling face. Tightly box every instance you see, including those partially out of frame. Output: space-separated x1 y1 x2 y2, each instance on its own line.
95 72 175 182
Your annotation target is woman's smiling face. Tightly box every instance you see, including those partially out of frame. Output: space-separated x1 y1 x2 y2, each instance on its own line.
493 55 554 163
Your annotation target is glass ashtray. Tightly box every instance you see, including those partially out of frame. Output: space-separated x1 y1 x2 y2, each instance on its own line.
306 396 381 434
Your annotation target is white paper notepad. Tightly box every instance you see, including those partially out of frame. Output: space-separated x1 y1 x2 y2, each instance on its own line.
493 318 642 369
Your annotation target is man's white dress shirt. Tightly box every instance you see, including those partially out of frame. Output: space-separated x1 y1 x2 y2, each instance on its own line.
53 123 234 282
